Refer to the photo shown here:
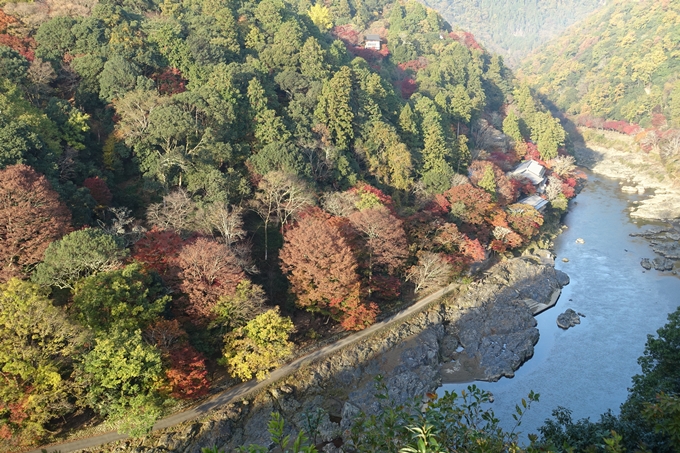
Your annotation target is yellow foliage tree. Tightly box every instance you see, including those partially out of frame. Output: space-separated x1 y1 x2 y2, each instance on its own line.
308 3 332 31
222 307 295 381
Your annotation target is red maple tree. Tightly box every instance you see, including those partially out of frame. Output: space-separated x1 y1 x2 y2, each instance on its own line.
176 237 245 323
133 228 184 280
164 344 210 399
0 164 71 281
83 176 113 206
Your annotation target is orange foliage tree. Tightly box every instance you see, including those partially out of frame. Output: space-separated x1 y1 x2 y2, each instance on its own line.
144 319 209 400
280 209 377 330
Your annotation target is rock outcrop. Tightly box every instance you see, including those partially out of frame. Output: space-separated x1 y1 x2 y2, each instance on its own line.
633 224 680 272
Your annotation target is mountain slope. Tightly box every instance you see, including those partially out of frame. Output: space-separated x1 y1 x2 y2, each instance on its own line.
519 0 680 128
419 0 605 66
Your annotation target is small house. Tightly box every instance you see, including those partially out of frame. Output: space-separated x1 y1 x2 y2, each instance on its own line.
364 34 381 50
509 159 546 186
509 159 547 193
517 194 549 212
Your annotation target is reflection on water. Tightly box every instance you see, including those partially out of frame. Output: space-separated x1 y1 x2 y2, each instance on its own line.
439 173 680 441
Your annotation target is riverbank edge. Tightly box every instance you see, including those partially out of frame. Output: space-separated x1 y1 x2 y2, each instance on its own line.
574 129 680 221
69 256 568 453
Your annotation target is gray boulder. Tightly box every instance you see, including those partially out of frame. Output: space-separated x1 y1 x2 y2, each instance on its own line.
652 257 674 271
557 309 581 330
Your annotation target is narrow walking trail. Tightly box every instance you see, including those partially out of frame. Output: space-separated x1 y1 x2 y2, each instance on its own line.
32 283 457 453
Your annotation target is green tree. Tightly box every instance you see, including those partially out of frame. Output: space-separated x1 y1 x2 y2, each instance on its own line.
32 229 128 290
222 307 295 381
530 112 565 161
77 329 166 436
514 84 537 118
350 383 540 452
0 46 28 85
416 97 454 192
358 120 413 190
299 37 330 80
34 16 76 61
72 263 169 333
398 103 421 151
0 279 87 448
477 164 496 199
98 55 145 102
248 78 291 146
315 66 354 151
503 109 525 157
449 84 473 132
0 81 62 176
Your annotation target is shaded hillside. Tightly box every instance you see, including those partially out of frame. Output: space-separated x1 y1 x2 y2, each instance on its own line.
418 0 604 66
519 0 680 129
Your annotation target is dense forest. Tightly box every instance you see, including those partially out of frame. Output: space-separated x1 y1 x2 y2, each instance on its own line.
0 0 577 449
417 0 604 66
520 0 680 130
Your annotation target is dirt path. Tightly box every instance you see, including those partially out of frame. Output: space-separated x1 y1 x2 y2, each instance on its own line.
31 283 457 453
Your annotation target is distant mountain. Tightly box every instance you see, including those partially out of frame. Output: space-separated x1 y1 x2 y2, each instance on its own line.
519 0 680 129
419 0 605 66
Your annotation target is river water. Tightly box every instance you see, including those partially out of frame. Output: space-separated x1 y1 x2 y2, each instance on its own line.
439 171 680 441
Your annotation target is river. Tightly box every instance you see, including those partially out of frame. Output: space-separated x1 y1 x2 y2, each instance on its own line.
439 171 680 441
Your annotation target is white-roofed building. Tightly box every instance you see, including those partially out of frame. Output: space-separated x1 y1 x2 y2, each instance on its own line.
508 159 546 192
364 34 381 50
517 194 549 212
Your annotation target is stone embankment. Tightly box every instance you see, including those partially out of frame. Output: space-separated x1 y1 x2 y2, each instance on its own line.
573 140 680 221
79 257 568 453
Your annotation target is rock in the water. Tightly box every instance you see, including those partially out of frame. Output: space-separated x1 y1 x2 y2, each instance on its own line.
557 309 581 330
652 257 674 271
641 258 652 270
575 238 585 244
562 257 569 262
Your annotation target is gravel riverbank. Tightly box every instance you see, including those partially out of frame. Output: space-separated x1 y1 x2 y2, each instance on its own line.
574 140 680 221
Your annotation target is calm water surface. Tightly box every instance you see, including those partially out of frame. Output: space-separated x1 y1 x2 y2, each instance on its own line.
439 172 680 440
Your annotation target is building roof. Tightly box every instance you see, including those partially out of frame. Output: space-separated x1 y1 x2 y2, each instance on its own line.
365 34 381 41
509 160 546 185
517 194 549 211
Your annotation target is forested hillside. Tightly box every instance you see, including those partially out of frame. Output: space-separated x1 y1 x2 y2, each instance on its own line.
418 0 604 66
0 0 572 449
520 0 680 130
